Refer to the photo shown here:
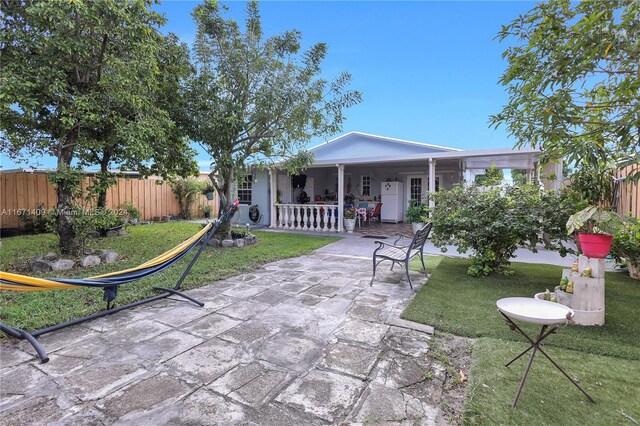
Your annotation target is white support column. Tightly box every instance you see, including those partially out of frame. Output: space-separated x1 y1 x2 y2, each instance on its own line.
526 169 533 183
269 168 277 228
554 160 564 190
337 164 345 232
428 158 436 214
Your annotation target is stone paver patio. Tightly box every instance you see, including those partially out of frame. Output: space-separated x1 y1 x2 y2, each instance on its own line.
0 251 459 425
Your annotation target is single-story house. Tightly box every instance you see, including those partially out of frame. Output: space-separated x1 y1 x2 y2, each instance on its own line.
235 131 563 231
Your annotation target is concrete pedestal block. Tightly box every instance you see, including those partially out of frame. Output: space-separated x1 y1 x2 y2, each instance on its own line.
578 255 605 278
557 256 606 326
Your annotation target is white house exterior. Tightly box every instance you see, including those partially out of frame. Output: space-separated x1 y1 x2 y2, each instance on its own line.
236 132 562 232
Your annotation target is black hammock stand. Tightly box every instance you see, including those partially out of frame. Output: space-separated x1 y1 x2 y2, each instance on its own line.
0 200 240 363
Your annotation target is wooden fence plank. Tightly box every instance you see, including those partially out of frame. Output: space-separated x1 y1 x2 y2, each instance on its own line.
144 180 152 220
4 173 18 227
2 172 216 228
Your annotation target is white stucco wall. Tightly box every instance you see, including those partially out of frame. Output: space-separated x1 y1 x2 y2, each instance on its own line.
236 169 270 227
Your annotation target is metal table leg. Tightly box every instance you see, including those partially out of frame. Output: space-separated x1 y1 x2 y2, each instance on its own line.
500 312 595 408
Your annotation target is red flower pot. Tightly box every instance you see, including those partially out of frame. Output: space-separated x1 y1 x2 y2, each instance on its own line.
577 233 613 258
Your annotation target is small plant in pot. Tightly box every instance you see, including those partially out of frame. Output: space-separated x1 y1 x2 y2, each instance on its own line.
611 218 640 279
120 202 141 225
344 207 357 233
566 206 623 258
405 199 430 234
202 182 216 201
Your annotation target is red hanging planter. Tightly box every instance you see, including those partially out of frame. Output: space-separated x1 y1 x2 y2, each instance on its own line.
577 233 613 259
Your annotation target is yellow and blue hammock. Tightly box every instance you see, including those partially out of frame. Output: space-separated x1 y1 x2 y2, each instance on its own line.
0 200 239 364
0 222 211 302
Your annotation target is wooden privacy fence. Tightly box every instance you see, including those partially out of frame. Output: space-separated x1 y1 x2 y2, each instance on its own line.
615 164 639 219
0 171 218 229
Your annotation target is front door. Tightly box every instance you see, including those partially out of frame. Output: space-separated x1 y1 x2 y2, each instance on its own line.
406 175 426 205
405 174 441 215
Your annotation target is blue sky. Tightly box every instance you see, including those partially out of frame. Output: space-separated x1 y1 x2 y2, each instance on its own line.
2 1 536 171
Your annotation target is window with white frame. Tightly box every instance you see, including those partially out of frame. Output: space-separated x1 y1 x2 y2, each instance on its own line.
361 175 371 196
238 175 253 204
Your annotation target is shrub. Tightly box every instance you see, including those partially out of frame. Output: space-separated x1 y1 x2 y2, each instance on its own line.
171 178 204 219
120 201 141 221
430 183 579 276
231 226 249 239
18 203 55 234
612 218 640 269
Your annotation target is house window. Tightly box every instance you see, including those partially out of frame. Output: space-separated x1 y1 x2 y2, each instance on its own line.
238 175 253 204
361 175 371 196
410 177 423 203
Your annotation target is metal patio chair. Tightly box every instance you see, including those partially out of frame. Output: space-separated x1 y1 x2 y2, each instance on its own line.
370 222 432 290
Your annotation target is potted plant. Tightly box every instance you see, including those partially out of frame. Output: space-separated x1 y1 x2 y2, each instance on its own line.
200 204 213 219
344 207 357 233
566 206 622 258
405 199 430 233
202 182 216 201
611 218 640 279
120 202 141 225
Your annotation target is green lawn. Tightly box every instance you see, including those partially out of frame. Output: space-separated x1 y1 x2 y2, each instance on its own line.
404 256 640 425
404 256 639 360
0 223 338 331
465 338 640 426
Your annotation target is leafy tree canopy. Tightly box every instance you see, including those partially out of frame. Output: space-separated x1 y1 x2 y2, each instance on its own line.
511 169 528 186
474 166 504 186
0 0 197 253
185 0 362 212
491 0 639 182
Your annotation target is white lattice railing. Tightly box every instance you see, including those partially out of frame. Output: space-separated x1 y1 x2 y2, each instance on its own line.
274 204 340 232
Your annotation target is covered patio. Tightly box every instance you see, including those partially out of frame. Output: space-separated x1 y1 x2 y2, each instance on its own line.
266 133 557 234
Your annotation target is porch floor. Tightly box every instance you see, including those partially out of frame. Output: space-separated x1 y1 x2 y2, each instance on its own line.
351 221 413 238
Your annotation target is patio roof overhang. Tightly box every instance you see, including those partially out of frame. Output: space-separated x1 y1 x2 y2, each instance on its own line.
298 147 541 170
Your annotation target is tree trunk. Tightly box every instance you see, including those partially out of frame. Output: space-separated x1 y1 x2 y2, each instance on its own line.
213 166 235 239
56 135 81 256
96 150 112 209
97 189 107 209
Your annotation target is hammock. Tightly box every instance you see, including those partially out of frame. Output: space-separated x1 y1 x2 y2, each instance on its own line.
0 200 239 363
0 222 212 302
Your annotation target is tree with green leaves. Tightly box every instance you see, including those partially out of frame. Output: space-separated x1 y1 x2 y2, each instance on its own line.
511 169 527 186
491 0 639 182
1 0 197 254
186 1 362 234
474 166 504 186
77 33 199 209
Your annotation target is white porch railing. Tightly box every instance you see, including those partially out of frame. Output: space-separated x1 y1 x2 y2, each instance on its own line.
273 204 340 232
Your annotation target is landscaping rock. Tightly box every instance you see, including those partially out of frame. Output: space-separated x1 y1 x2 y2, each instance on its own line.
117 229 127 237
81 255 101 268
51 259 74 271
105 230 119 237
221 239 234 248
234 239 245 248
87 231 101 239
100 251 119 264
43 252 57 261
206 238 220 247
30 257 53 273
83 248 95 255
